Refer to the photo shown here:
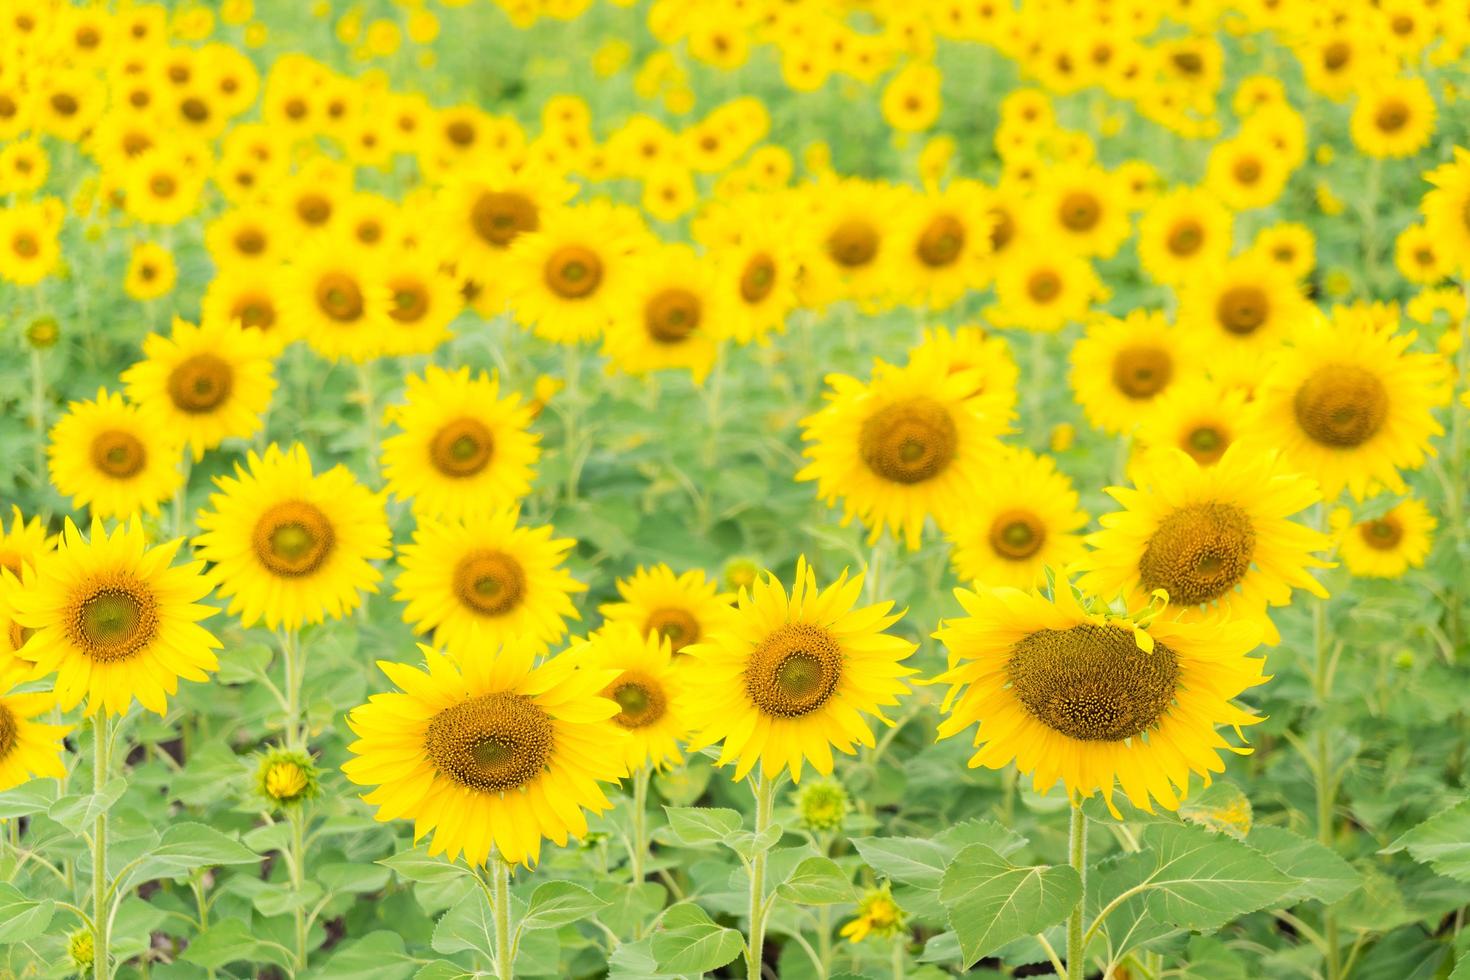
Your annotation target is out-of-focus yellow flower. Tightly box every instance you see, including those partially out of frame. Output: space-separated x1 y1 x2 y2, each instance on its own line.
311 0 331 18
663 88 695 115
366 19 401 57
594 39 632 77
918 135 955 186
408 10 440 44
1050 422 1076 453
221 0 253 25
1316 182 1345 215
336 8 362 44
244 22 268 47
1323 269 1352 297
528 374 563 419
841 886 905 943
1315 144 1334 166
173 6 215 40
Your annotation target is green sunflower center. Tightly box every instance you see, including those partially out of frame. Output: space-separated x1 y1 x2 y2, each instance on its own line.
1139 501 1256 606
453 550 526 617
425 692 553 793
916 213 966 268
72 583 158 663
1360 515 1404 550
1112 345 1173 399
1184 424 1229 464
1293 365 1389 448
388 280 429 324
859 397 959 485
745 623 843 718
1008 623 1179 741
989 509 1047 560
609 674 667 729
91 430 147 479
167 353 234 414
645 607 699 652
253 500 336 578
429 418 494 477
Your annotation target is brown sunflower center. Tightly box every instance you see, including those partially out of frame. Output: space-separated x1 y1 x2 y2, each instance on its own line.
745 623 843 718
608 673 668 729
645 288 701 343
990 208 1015 252
91 430 146 479
858 397 958 485
1323 41 1350 71
297 194 331 226
989 509 1047 560
252 500 336 578
1059 191 1100 232
70 583 158 664
0 702 14 761
1358 513 1403 550
1215 285 1268 335
1184 424 1229 464
1375 99 1409 133
827 219 879 268
388 279 429 324
166 353 234 414
425 692 553 792
12 233 37 258
1293 365 1388 448
916 213 966 267
1007 623 1179 741
1233 156 1262 185
429 418 494 477
1139 501 1256 605
453 551 525 617
1166 219 1204 257
315 272 364 323
471 191 538 248
543 245 603 299
740 253 776 303
1112 346 1173 399
1028 269 1061 303
234 294 277 331
645 607 700 652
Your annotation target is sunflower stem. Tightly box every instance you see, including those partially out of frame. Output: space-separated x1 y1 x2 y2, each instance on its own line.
356 361 379 481
745 772 778 979
1065 802 1087 980
629 766 649 893
491 852 514 980
281 628 304 749
29 346 47 501
91 712 112 980
288 804 308 969
891 930 906 979
1310 503 1341 980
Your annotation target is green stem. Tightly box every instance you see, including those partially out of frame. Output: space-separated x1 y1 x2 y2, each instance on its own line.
29 347 46 497
629 767 649 888
281 628 303 749
1311 509 1341 980
1065 803 1087 980
745 774 778 979
289 806 308 969
562 344 583 506
356 361 379 480
891 932 906 979
491 853 514 980
92 713 112 980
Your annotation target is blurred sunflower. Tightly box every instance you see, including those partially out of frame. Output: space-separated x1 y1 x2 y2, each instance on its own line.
381 366 539 521
283 237 392 362
1177 253 1307 380
201 265 297 355
991 247 1104 333
799 177 903 308
1029 164 1132 258
603 244 721 384
11 519 219 717
683 557 916 783
1331 498 1435 579
1246 313 1449 500
893 179 995 309
701 196 804 345
343 643 624 867
123 242 177 301
574 623 690 771
944 447 1088 590
1070 310 1189 435
0 660 69 790
934 583 1266 814
1136 188 1233 287
377 247 464 356
395 510 585 657
1135 378 1250 467
121 317 276 461
598 564 734 655
903 325 1019 426
48 389 183 520
438 168 576 305
0 507 54 581
1074 443 1331 638
1421 147 1470 271
194 444 391 631
798 358 1006 549
1350 77 1436 159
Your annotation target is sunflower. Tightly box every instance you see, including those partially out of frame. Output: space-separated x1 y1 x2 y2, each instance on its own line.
903 325 1019 427
1137 188 1233 288
573 623 690 771
282 237 393 363
798 358 1006 549
603 244 722 385
1248 222 1316 281
438 167 576 306
1073 443 1331 637
123 242 177 301
934 582 1267 815
1330 497 1435 579
1245 312 1449 501
48 389 184 521
597 564 735 655
377 247 464 357
1070 310 1191 435
395 510 585 658
193 444 391 631
1029 164 1132 258
123 146 207 226
1203 132 1289 211
0 198 63 286
892 179 995 309
683 557 916 783
1421 147 1470 272
201 264 298 356
380 366 540 520
944 447 1088 590
1134 378 1251 468
505 201 650 343
11 519 219 717
699 195 804 345
121 317 276 462
1394 223 1447 285
990 246 1104 333
343 643 624 867
798 177 904 309
0 507 55 582
1176 253 1307 380
1350 77 1436 159
205 207 283 271
0 659 69 790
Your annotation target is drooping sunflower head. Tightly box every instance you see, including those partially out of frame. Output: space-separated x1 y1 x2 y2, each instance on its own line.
47 388 185 520
11 519 219 717
343 643 625 867
1074 442 1331 632
194 443 391 631
683 556 916 783
598 563 734 656
935 582 1267 814
799 358 1006 549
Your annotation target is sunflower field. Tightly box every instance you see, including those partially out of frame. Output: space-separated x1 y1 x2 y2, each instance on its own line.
8 1 1470 978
